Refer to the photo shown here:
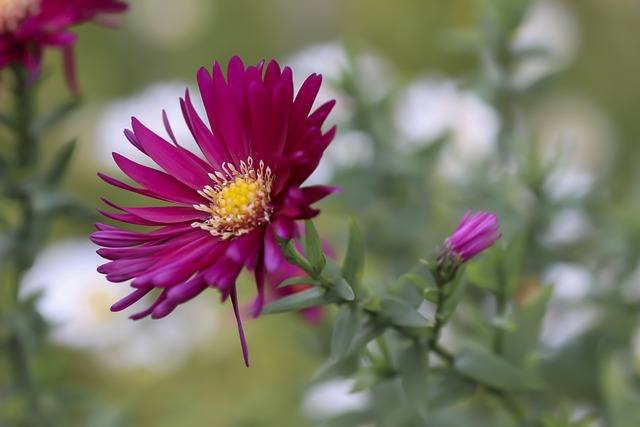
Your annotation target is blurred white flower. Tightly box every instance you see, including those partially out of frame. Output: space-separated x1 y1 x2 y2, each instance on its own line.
542 305 601 350
393 78 500 180
533 95 616 200
543 208 593 246
286 42 394 122
95 81 203 171
542 263 597 349
302 378 370 420
286 42 352 125
511 0 580 89
20 239 219 372
545 263 592 301
287 43 390 184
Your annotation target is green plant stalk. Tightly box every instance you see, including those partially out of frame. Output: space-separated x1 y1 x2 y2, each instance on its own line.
427 271 526 425
2 65 44 427
12 65 38 170
493 267 508 354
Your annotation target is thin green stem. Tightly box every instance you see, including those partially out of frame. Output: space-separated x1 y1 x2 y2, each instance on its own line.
12 65 38 169
493 291 508 354
1 64 44 427
431 344 453 365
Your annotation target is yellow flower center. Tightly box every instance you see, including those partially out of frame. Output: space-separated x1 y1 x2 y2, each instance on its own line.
192 158 274 240
0 0 39 34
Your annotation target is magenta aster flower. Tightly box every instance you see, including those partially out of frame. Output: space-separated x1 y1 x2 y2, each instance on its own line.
0 0 128 94
436 209 501 281
91 57 337 366
445 209 501 261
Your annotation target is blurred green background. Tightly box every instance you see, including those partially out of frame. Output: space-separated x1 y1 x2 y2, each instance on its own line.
12 0 640 425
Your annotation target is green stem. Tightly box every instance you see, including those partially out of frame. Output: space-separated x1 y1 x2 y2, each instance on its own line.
12 65 38 169
493 291 507 354
2 64 44 427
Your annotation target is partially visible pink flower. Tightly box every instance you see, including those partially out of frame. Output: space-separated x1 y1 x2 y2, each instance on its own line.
445 209 501 262
436 209 501 282
91 57 337 366
0 0 128 94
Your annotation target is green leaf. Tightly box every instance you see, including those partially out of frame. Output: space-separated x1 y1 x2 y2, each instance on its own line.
304 220 326 275
501 286 553 366
333 277 355 301
428 369 476 409
43 139 76 186
32 99 79 136
341 219 364 296
313 320 385 380
330 305 360 362
503 235 526 297
281 240 314 276
423 289 439 304
454 343 545 391
600 355 640 427
398 341 429 419
378 296 430 328
347 320 386 355
491 316 517 332
261 287 333 315
276 276 320 288
400 273 431 291
351 367 385 393
438 268 468 323
466 261 499 293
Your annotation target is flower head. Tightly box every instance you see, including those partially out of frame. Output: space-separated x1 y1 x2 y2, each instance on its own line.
91 57 337 366
0 0 128 94
436 209 501 281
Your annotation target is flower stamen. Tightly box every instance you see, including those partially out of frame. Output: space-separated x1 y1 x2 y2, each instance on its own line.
192 157 274 240
0 0 39 34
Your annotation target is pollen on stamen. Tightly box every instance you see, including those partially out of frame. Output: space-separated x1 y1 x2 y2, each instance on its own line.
0 0 39 34
192 158 274 240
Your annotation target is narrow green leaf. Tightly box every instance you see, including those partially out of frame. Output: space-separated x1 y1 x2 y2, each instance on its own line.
261 287 333 315
32 99 79 136
454 343 544 391
501 286 553 366
504 235 526 297
423 289 440 304
333 277 355 301
600 355 640 427
351 367 384 393
438 269 468 323
276 276 320 288
304 220 326 274
400 273 430 291
346 319 386 355
282 240 314 276
399 341 429 419
43 139 76 186
341 219 364 295
428 369 476 409
330 305 359 362
466 261 499 293
491 316 517 332
378 296 430 328
312 319 385 380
